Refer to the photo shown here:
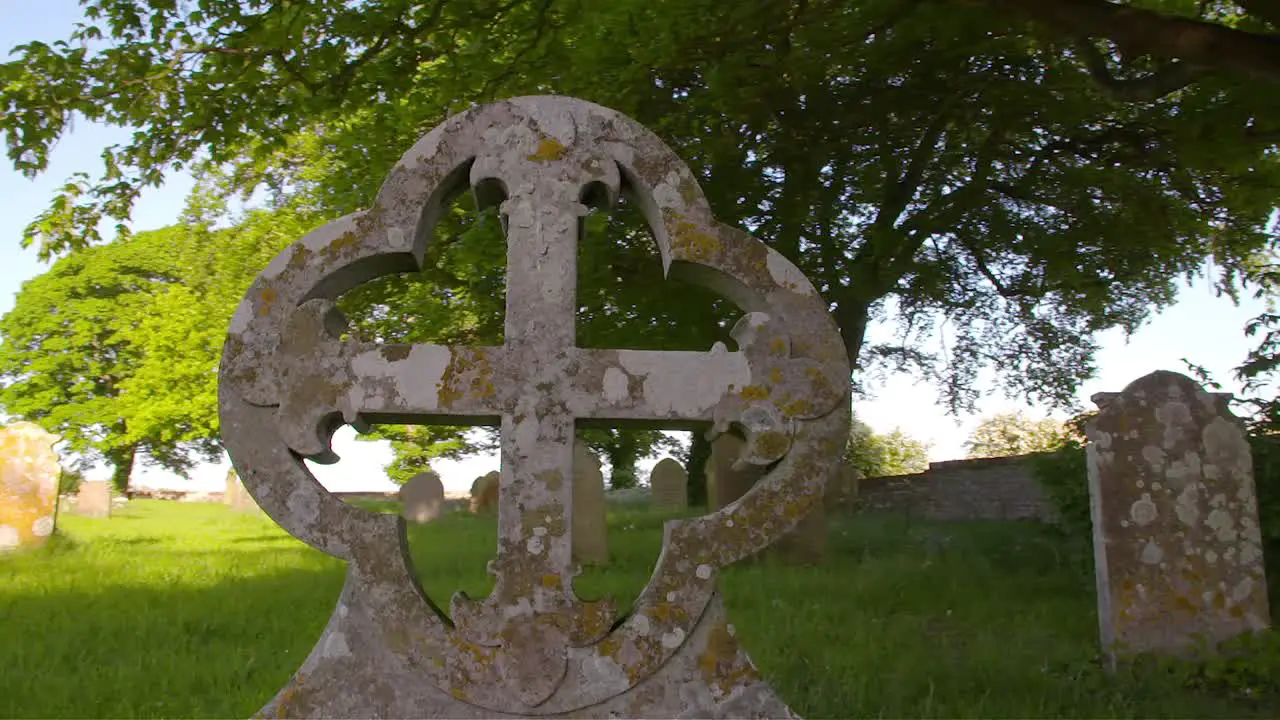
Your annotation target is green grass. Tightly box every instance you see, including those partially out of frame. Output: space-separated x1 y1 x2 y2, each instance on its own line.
1 500 1275 718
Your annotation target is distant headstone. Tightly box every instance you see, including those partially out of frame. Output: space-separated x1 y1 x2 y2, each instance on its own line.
76 481 112 519
218 96 849 717
470 470 499 514
1087 370 1271 664
649 457 688 511
224 468 259 512
400 471 445 524
0 422 61 553
572 440 608 565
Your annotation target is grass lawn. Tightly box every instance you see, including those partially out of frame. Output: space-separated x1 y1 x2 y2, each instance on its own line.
1 499 1276 718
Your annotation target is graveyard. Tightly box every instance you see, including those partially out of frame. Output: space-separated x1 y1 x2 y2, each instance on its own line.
1 497 1275 719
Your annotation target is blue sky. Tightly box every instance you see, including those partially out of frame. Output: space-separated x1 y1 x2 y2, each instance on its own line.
2 1 1275 494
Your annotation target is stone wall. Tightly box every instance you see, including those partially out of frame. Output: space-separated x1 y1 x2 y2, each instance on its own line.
854 455 1055 522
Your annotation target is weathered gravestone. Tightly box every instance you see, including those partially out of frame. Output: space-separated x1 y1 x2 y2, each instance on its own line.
572 440 608 565
0 422 61 553
218 96 849 718
401 471 446 524
470 470 500 514
76 480 112 519
1087 370 1270 664
224 468 260 512
708 430 827 565
649 457 688 511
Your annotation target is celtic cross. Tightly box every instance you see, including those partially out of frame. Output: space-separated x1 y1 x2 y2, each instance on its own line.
219 96 849 718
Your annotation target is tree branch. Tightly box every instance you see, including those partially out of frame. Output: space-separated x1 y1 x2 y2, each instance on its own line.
1074 40 1205 100
962 0 1280 83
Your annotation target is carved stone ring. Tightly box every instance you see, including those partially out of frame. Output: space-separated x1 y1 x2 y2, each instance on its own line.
219 96 850 718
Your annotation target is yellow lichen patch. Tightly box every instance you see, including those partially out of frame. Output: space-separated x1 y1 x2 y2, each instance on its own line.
320 230 361 260
679 175 700 205
753 431 790 459
669 220 721 263
261 287 278 304
528 138 567 162
541 573 561 588
769 367 783 384
769 338 787 354
781 398 811 417
537 469 564 492
738 385 769 401
257 305 271 317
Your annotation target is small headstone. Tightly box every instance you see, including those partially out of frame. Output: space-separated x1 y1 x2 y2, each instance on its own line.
470 470 499 514
0 422 61 553
1087 370 1271 664
76 481 112 518
572 440 608 565
224 468 260 512
649 457 688 511
400 471 445 524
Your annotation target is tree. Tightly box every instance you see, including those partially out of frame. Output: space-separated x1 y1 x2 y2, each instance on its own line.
5 0 1279 436
0 227 205 491
964 411 1074 458
844 412 931 477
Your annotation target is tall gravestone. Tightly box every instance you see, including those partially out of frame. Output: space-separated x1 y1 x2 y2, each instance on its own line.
401 471 446 524
1087 370 1270 664
218 96 849 718
572 440 608 565
649 457 688 511
76 480 112 518
0 422 61 553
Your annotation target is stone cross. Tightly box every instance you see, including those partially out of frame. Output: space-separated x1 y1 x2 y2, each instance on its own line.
219 96 849 718
1087 370 1270 664
649 457 688 511
0 422 61 553
400 470 445 524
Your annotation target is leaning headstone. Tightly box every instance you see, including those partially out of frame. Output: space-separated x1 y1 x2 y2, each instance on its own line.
709 429 827 565
572 440 609 565
224 468 259 512
469 470 499 514
76 481 112 518
400 471 445 524
649 457 688 511
708 432 760 511
218 96 849 717
0 422 61 553
1087 370 1270 664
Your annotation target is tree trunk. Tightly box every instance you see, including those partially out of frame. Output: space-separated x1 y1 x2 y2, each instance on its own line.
604 431 642 489
685 427 712 509
107 444 136 495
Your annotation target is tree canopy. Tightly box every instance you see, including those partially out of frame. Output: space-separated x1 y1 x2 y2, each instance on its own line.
844 412 932 477
3 0 1279 479
964 410 1074 458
